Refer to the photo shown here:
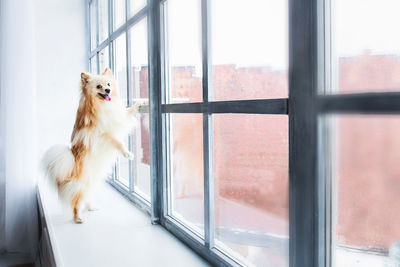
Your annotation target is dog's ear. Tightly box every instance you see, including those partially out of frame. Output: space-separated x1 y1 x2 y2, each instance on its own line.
81 72 91 83
102 67 113 77
81 72 91 92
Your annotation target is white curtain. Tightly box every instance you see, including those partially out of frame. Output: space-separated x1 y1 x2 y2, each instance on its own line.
0 0 38 258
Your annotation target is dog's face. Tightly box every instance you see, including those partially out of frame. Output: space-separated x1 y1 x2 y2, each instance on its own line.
81 68 118 102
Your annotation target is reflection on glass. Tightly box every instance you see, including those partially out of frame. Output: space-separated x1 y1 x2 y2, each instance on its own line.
114 0 126 30
214 114 289 267
211 0 288 101
168 114 204 235
90 1 97 50
331 0 400 94
333 115 400 267
164 0 202 104
98 0 109 43
132 113 150 201
114 33 127 105
129 0 146 17
99 47 109 73
90 56 98 74
118 137 130 187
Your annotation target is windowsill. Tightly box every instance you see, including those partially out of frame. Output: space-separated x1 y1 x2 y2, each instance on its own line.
37 182 209 267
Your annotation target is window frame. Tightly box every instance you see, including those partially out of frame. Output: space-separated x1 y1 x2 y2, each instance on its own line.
88 0 400 266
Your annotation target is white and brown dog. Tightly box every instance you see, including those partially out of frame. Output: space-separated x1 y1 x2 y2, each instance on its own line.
42 68 140 223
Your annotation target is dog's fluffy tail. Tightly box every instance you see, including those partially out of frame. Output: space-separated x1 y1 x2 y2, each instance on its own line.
41 145 78 201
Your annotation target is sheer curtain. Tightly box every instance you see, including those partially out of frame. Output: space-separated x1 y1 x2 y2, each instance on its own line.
0 0 38 258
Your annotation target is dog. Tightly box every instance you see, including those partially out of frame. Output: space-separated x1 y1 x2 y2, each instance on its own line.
42 68 141 223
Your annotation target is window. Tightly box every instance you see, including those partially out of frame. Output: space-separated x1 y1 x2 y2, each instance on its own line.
324 1 400 266
88 0 151 211
88 0 400 266
211 0 288 101
160 0 289 266
329 115 400 267
330 0 400 94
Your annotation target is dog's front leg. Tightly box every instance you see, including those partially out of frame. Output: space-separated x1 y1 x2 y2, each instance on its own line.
127 100 146 116
102 133 134 160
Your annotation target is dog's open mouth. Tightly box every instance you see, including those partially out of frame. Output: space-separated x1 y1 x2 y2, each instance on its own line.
98 93 111 101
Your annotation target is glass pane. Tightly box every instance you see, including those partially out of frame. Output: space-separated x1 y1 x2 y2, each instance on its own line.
114 33 127 105
214 114 289 267
168 114 204 235
99 47 110 73
113 0 126 30
211 0 288 101
129 18 150 201
332 115 400 267
130 18 148 101
132 113 150 201
331 0 400 94
118 137 130 187
90 56 98 74
164 0 202 104
98 0 109 43
90 1 97 50
129 0 146 17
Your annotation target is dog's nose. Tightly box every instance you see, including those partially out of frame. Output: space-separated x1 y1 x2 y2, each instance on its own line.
105 89 111 94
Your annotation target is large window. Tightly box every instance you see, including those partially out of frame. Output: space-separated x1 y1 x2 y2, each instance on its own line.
88 0 400 266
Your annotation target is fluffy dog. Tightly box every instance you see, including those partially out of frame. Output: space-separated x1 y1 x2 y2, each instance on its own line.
42 68 140 223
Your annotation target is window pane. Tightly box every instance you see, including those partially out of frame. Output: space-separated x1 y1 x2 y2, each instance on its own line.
129 18 150 201
118 137 130 187
168 114 204 235
90 1 97 50
132 113 150 201
211 0 288 101
90 56 98 74
129 0 146 17
332 115 400 267
331 0 400 94
98 0 109 43
130 18 148 101
214 114 289 266
164 0 202 104
114 33 127 105
114 0 126 30
99 47 109 73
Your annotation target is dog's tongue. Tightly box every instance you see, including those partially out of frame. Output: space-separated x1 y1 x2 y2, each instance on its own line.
105 95 111 101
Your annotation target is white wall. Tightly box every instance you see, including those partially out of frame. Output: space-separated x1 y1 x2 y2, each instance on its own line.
0 0 87 259
35 0 88 156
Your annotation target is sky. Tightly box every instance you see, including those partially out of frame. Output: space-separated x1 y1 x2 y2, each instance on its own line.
334 0 400 57
166 0 400 70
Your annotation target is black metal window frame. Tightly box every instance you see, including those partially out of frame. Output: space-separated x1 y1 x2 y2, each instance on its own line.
88 0 400 266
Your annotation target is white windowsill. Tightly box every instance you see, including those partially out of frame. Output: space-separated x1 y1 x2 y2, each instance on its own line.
38 182 209 267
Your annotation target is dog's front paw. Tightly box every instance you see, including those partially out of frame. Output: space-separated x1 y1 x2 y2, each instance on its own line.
123 150 134 160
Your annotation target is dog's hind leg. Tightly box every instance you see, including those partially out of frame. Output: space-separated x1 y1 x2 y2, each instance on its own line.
71 192 85 223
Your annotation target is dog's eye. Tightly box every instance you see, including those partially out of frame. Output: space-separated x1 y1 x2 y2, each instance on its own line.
107 83 111 86
97 85 102 89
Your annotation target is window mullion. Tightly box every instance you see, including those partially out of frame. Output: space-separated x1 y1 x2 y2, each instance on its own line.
201 0 214 250
289 0 322 266
95 0 100 74
108 0 113 69
148 0 163 223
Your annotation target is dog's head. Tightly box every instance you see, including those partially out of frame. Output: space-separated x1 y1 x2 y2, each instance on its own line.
80 68 118 102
